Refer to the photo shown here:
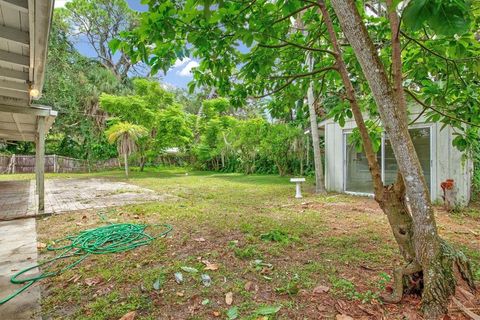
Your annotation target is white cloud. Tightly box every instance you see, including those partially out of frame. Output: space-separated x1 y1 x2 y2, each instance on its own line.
54 0 72 8
178 61 199 77
172 58 191 69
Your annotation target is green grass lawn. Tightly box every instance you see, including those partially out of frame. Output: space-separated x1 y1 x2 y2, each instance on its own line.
26 168 480 319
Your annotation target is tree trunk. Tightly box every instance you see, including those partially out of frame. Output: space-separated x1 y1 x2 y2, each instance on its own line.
328 0 475 318
306 54 326 194
194 103 204 143
276 161 286 177
318 0 418 293
297 11 327 194
140 156 146 172
124 152 129 179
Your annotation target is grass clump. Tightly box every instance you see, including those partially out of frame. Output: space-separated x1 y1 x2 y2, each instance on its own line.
234 244 262 260
260 229 296 244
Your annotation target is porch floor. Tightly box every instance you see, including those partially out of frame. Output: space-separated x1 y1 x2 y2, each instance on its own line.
0 178 171 220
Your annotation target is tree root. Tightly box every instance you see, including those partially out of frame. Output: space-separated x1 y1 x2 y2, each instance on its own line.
381 261 422 303
452 297 480 320
382 240 476 320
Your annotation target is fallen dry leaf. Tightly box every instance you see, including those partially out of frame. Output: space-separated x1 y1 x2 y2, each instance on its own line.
119 311 136 320
67 275 82 283
176 291 185 297
194 237 206 242
202 260 219 271
402 310 420 320
84 277 102 287
335 315 353 320
37 242 47 249
213 311 221 317
95 284 114 296
313 285 330 294
244 281 253 291
225 292 233 305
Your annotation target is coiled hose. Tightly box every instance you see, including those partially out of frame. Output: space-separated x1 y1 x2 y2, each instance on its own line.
0 221 173 305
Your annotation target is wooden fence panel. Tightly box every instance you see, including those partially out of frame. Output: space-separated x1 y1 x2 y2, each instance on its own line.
14 155 36 173
0 155 120 174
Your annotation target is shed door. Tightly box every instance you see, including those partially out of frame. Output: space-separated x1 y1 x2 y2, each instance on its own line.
344 134 381 194
344 127 432 193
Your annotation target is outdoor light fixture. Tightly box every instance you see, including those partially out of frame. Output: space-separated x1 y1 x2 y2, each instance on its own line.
29 88 40 99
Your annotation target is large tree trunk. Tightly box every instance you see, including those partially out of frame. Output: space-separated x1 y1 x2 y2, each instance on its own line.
328 0 475 318
318 0 418 296
306 53 326 194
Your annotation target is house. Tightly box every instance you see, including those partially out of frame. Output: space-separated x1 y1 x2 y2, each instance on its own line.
0 0 56 212
320 106 473 206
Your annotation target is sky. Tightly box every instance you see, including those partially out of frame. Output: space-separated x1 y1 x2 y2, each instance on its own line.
54 0 198 89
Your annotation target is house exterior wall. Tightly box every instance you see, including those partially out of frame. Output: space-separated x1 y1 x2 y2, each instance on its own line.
434 125 472 205
323 114 472 206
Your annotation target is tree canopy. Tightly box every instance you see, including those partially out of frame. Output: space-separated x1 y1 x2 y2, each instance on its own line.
112 1 480 317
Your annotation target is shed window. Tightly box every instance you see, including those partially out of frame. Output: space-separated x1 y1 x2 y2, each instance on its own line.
344 127 431 194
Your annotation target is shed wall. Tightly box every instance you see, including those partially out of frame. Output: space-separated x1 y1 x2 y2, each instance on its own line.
323 118 472 205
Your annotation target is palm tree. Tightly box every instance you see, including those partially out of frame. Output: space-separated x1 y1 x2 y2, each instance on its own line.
105 122 148 178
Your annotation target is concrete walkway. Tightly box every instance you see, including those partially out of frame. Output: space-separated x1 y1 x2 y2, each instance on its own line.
0 218 40 320
0 177 171 319
0 180 36 220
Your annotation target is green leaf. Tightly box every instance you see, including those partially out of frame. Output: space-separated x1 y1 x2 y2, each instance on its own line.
402 0 429 31
181 266 199 273
428 9 470 36
403 0 471 35
255 305 281 315
243 33 254 47
108 38 121 54
226 306 239 319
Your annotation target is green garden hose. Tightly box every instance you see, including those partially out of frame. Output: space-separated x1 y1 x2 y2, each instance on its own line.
0 220 172 305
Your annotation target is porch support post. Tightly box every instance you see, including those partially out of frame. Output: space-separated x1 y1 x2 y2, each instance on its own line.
35 116 46 212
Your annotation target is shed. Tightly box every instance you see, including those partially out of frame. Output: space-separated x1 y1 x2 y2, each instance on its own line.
0 0 56 212
320 106 472 206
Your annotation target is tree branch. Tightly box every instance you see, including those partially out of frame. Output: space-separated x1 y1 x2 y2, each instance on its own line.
404 89 480 128
269 65 336 79
272 3 316 24
401 31 477 87
253 78 296 99
258 33 337 56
